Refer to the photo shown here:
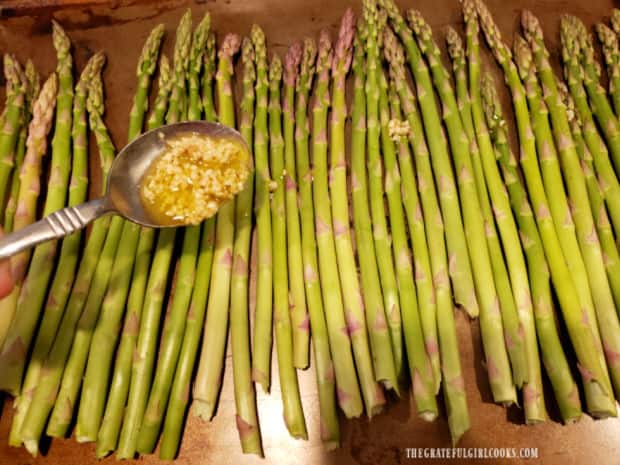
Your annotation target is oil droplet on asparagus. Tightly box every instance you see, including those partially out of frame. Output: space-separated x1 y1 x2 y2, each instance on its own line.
140 131 252 226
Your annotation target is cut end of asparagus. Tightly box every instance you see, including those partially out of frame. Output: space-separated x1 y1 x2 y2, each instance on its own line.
419 410 439 422
23 439 39 458
192 399 215 421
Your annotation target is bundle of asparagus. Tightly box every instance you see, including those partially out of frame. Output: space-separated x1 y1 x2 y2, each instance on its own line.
4 0 620 460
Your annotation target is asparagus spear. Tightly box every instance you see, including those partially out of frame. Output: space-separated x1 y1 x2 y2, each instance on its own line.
4 60 39 234
462 2 544 421
0 54 26 215
201 33 217 122
384 28 470 444
191 33 241 421
0 71 56 380
135 17 214 453
0 57 31 348
8 23 74 375
226 37 262 456
116 14 193 459
378 66 437 417
295 37 340 446
560 18 620 251
477 0 616 416
561 83 620 313
362 0 403 388
7 53 105 446
446 23 529 393
310 29 364 418
512 33 614 405
250 24 274 392
76 28 165 444
570 17 620 173
594 23 620 119
187 13 211 121
96 54 173 459
331 8 389 411
407 9 518 402
268 53 308 438
379 0 479 319
283 43 310 370
522 12 620 399
481 73 582 423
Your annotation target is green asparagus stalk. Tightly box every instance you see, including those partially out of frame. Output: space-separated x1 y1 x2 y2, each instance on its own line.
512 32 612 404
481 73 582 422
116 14 193 458
477 0 616 417
128 24 165 138
407 9 518 403
379 0 479 319
136 224 201 452
4 60 39 234
247 28 271 381
561 83 620 313
135 16 213 453
330 8 389 411
310 29 364 418
268 53 308 438
462 2 544 421
201 33 217 122
97 53 173 459
77 30 166 443
0 54 26 215
595 23 620 119
523 12 620 399
283 43 310 370
570 17 620 173
560 18 620 250
295 37 340 446
187 13 211 121
191 33 241 421
0 58 33 349
378 66 437 417
46 23 167 442
0 22 74 405
446 23 529 393
384 29 470 443
7 53 105 446
227 37 263 456
19 155 124 455
250 24 274 392
0 72 57 384
362 1 403 389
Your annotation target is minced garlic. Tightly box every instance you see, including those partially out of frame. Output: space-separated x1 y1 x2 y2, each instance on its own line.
140 132 251 226
388 119 410 142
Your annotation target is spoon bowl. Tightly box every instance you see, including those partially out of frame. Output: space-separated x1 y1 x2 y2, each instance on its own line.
0 121 248 259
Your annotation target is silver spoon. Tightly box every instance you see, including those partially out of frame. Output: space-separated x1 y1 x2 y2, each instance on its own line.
0 121 247 260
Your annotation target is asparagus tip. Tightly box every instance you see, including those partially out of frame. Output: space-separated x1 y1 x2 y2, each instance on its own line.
284 42 302 87
521 10 543 43
445 26 464 60
220 33 242 60
332 7 355 74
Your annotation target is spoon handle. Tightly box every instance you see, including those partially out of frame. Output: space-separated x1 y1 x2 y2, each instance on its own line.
0 198 110 260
